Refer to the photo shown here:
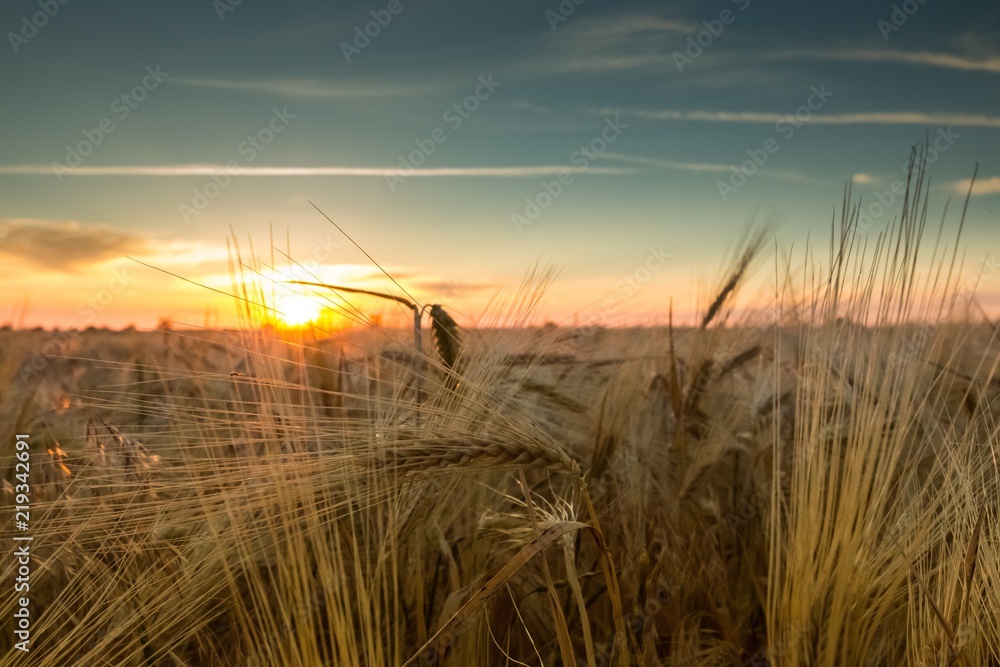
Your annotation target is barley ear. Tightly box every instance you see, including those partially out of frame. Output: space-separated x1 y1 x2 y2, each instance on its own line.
429 304 462 371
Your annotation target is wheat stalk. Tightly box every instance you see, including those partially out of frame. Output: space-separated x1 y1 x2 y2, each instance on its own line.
384 432 630 665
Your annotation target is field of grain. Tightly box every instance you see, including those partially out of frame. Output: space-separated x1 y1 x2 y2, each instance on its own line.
2 168 999 666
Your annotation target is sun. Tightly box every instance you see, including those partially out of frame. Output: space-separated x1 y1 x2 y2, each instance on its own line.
277 294 323 326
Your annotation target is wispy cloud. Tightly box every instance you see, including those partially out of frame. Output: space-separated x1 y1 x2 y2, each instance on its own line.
173 77 436 99
590 107 1000 127
779 48 1000 74
950 176 1000 196
600 151 732 173
851 173 879 185
574 14 693 38
0 164 634 177
410 278 495 296
544 14 694 73
599 152 815 183
512 101 553 114
0 219 148 272
138 242 231 268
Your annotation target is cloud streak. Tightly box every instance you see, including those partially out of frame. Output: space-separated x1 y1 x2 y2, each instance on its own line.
600 151 733 173
173 77 436 100
599 152 814 182
780 48 1000 74
0 164 634 177
542 14 695 74
590 107 1000 127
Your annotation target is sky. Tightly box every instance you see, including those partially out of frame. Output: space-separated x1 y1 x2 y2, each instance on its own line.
1 0 998 329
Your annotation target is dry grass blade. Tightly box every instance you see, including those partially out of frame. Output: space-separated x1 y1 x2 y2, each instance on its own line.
589 389 616 481
564 542 596 667
308 200 422 308
667 304 683 420
578 487 629 666
960 506 986 626
909 554 957 644
401 521 591 667
286 280 415 309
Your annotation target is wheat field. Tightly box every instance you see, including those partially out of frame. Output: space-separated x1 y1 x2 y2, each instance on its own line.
1 157 998 666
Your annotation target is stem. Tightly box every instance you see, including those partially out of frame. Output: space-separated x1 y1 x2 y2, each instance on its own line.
414 308 424 425
288 280 427 422
287 281 415 309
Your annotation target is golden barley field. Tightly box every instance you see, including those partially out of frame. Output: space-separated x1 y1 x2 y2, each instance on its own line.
2 163 999 666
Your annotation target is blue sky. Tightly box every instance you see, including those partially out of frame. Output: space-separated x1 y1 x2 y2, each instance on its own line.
1 0 998 328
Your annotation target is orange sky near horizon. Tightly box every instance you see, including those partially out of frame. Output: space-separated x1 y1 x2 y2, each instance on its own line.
5 240 999 332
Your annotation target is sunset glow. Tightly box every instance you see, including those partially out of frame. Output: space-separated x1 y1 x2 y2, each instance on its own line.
275 294 324 327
